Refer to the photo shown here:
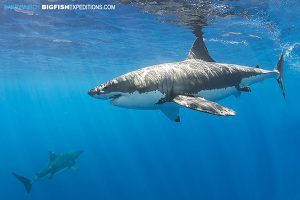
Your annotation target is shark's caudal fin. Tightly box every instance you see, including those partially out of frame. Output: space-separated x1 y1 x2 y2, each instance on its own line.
274 51 285 99
12 172 32 193
187 35 215 62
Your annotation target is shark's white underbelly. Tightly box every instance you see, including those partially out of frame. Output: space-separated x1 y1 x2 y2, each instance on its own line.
197 86 238 101
111 91 164 110
240 72 277 86
111 87 238 110
197 73 277 101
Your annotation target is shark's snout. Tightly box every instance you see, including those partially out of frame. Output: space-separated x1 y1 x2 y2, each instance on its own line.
88 88 105 97
73 150 84 159
88 84 118 99
88 85 109 94
88 88 98 96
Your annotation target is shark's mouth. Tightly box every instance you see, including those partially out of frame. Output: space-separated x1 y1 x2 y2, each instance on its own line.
109 94 122 102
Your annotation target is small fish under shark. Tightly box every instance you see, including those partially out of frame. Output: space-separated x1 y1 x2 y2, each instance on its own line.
88 36 285 122
12 150 83 193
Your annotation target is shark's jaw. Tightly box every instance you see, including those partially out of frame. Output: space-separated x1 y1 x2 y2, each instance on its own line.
110 91 165 110
109 94 122 103
88 87 122 100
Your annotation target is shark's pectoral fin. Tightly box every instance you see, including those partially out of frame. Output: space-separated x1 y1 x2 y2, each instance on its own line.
160 106 180 122
172 95 236 116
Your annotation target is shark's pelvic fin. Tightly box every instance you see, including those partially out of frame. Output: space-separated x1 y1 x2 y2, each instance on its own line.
237 86 251 92
12 172 32 194
172 95 236 116
187 35 215 62
160 106 180 122
49 151 57 161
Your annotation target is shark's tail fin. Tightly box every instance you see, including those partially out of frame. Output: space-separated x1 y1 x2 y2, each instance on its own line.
12 172 32 193
274 51 285 99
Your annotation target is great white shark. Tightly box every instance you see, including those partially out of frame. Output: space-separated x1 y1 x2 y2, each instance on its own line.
88 36 285 122
12 150 83 193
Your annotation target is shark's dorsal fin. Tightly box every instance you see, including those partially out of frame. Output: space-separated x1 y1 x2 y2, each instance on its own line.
49 152 57 161
187 35 215 62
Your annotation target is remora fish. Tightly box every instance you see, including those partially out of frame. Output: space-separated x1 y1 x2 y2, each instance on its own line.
88 36 285 122
12 150 83 193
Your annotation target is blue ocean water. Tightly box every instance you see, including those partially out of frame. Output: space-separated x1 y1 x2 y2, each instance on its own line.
1 0 300 199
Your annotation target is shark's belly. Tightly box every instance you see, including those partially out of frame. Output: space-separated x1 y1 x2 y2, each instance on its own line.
110 86 239 109
197 86 238 101
111 91 164 110
195 72 277 101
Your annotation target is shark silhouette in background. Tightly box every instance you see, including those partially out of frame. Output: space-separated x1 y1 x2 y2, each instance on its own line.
12 150 84 193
